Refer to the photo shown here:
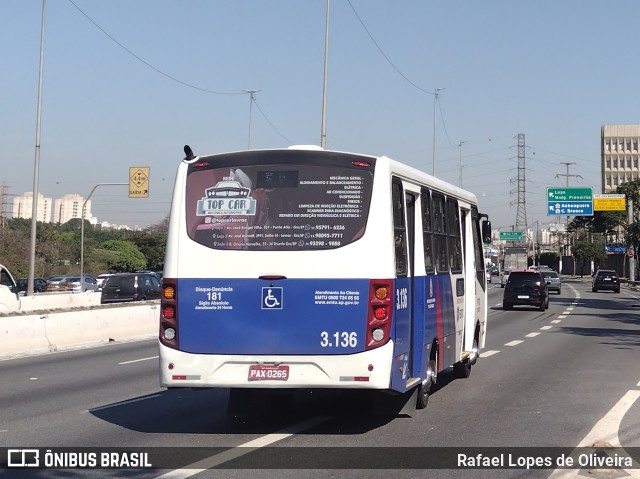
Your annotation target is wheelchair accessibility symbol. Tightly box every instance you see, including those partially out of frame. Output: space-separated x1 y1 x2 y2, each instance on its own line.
261 287 283 310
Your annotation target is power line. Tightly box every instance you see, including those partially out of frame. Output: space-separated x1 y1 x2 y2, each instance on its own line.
252 98 294 145
345 0 431 95
67 1 296 148
437 95 455 148
66 0 243 96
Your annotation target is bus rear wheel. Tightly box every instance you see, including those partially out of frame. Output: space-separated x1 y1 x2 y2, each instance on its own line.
417 350 438 409
454 335 478 379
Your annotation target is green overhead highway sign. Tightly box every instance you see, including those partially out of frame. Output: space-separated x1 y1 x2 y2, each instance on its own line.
547 187 592 202
499 231 523 241
547 186 594 216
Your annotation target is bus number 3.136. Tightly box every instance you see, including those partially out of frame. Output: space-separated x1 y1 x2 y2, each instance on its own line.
320 331 358 348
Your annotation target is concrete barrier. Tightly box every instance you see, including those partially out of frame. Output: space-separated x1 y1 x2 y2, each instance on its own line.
0 303 159 358
19 291 101 312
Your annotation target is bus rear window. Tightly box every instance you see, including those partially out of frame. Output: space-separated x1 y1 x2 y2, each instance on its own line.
185 161 374 251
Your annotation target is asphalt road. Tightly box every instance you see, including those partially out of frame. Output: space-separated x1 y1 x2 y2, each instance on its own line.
2 277 640 479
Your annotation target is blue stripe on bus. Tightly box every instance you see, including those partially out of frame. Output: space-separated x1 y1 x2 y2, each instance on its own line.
176 274 457 392
391 274 455 392
177 278 371 355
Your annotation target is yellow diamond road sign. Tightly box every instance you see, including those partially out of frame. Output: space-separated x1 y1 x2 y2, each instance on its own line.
129 166 149 198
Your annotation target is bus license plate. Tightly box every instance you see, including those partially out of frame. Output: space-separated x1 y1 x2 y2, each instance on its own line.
248 364 289 381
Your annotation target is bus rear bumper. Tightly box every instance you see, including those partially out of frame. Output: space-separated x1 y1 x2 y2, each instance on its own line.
159 341 394 390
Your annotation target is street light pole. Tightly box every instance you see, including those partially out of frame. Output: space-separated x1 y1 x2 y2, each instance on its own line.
79 183 127 292
320 0 329 148
242 89 260 150
27 0 46 297
431 88 444 176
457 140 467 187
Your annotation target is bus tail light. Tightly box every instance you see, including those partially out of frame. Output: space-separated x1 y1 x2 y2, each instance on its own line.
160 278 178 349
365 279 393 350
163 285 175 299
373 306 387 320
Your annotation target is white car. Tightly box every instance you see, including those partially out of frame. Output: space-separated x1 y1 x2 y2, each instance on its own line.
0 264 21 312
501 270 510 288
95 273 114 291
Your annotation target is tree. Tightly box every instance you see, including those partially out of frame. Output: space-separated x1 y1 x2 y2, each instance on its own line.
571 235 606 277
568 211 625 236
96 240 147 272
0 217 167 278
130 229 166 271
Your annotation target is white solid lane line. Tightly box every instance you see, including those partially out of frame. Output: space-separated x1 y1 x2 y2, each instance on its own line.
154 416 329 479
547 389 640 479
577 390 640 447
119 356 159 365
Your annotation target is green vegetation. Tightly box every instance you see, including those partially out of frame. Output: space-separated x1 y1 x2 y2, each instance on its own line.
0 217 167 279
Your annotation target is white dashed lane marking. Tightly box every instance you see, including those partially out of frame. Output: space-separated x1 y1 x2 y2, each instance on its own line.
485 282 581 358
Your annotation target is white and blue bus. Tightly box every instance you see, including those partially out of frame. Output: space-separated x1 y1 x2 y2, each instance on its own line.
159 145 491 410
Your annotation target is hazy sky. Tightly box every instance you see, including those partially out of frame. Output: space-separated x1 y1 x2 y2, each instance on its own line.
3 0 639 229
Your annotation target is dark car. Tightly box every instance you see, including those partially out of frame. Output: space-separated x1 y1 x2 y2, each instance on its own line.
503 269 549 311
100 272 161 304
592 269 620 293
541 270 561 295
17 277 48 293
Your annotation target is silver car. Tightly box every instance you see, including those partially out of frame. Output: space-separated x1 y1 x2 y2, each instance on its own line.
66 275 98 292
541 270 561 294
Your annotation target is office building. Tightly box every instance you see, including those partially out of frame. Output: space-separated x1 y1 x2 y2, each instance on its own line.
601 124 640 193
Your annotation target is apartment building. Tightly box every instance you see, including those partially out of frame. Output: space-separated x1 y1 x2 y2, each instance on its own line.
52 194 92 224
11 192 92 224
12 192 52 222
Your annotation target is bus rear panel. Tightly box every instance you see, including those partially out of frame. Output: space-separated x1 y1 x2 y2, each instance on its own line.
159 147 488 399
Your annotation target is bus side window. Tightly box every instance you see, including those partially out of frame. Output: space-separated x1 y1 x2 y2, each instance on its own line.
432 193 449 273
392 180 407 276
447 198 463 273
421 188 434 273
472 207 486 280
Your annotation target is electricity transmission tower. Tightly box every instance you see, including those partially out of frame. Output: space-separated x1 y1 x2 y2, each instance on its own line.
511 133 528 230
0 182 8 230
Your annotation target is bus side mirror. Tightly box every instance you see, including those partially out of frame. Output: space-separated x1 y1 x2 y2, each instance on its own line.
481 220 492 244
